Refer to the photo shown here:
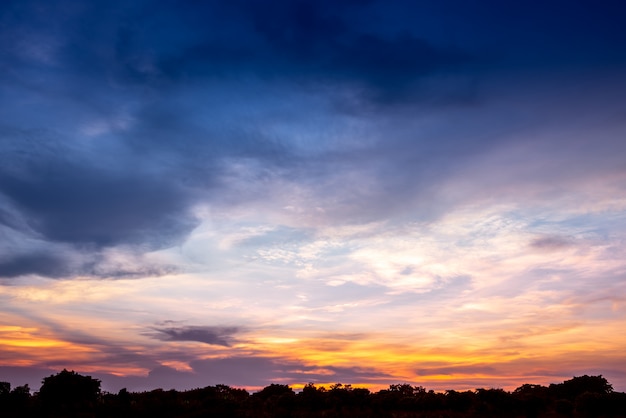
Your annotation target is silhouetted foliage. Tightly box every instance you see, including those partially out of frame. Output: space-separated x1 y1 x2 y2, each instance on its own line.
251 383 296 417
1 371 625 417
0 383 33 418
475 387 515 415
445 389 475 413
554 397 575 415
38 369 101 417
0 381 10 396
549 375 613 400
513 384 550 418
299 382 325 411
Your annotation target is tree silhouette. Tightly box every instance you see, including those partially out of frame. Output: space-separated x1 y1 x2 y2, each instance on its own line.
252 383 296 416
513 384 549 418
549 374 613 400
444 389 475 413
38 369 101 416
2 370 626 417
1 384 32 418
0 381 12 411
0 381 10 397
299 382 325 410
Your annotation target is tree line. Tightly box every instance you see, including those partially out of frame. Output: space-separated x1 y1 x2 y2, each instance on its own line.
1 369 625 417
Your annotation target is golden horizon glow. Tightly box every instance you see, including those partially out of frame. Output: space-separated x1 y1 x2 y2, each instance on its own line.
1 159 625 392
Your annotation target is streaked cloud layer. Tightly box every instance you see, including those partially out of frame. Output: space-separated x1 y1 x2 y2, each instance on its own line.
1 0 626 392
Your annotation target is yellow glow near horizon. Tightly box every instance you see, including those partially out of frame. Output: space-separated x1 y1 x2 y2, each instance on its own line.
0 197 624 392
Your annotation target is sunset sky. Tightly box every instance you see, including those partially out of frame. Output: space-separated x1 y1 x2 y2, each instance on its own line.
1 0 626 393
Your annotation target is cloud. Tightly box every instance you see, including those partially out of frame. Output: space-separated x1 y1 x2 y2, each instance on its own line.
1 0 471 103
529 235 575 251
150 325 241 347
0 252 73 279
0 244 179 280
0 162 197 279
0 161 198 248
3 0 623 261
234 0 470 100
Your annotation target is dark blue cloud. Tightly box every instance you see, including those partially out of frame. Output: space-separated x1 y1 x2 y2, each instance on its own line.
1 0 474 98
150 325 241 347
0 161 197 248
230 0 470 101
1 0 625 281
0 252 71 279
3 0 625 92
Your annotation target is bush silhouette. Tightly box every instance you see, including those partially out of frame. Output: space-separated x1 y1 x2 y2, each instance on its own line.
2 370 625 417
38 369 101 414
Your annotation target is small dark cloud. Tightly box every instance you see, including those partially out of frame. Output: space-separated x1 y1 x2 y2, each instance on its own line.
400 266 414 275
530 236 575 251
150 325 240 347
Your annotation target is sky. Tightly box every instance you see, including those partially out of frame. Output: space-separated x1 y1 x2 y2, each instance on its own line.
1 0 626 394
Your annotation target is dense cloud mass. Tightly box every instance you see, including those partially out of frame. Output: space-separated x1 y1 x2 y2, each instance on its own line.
1 0 626 393
0 252 71 279
0 163 197 247
1 0 625 267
